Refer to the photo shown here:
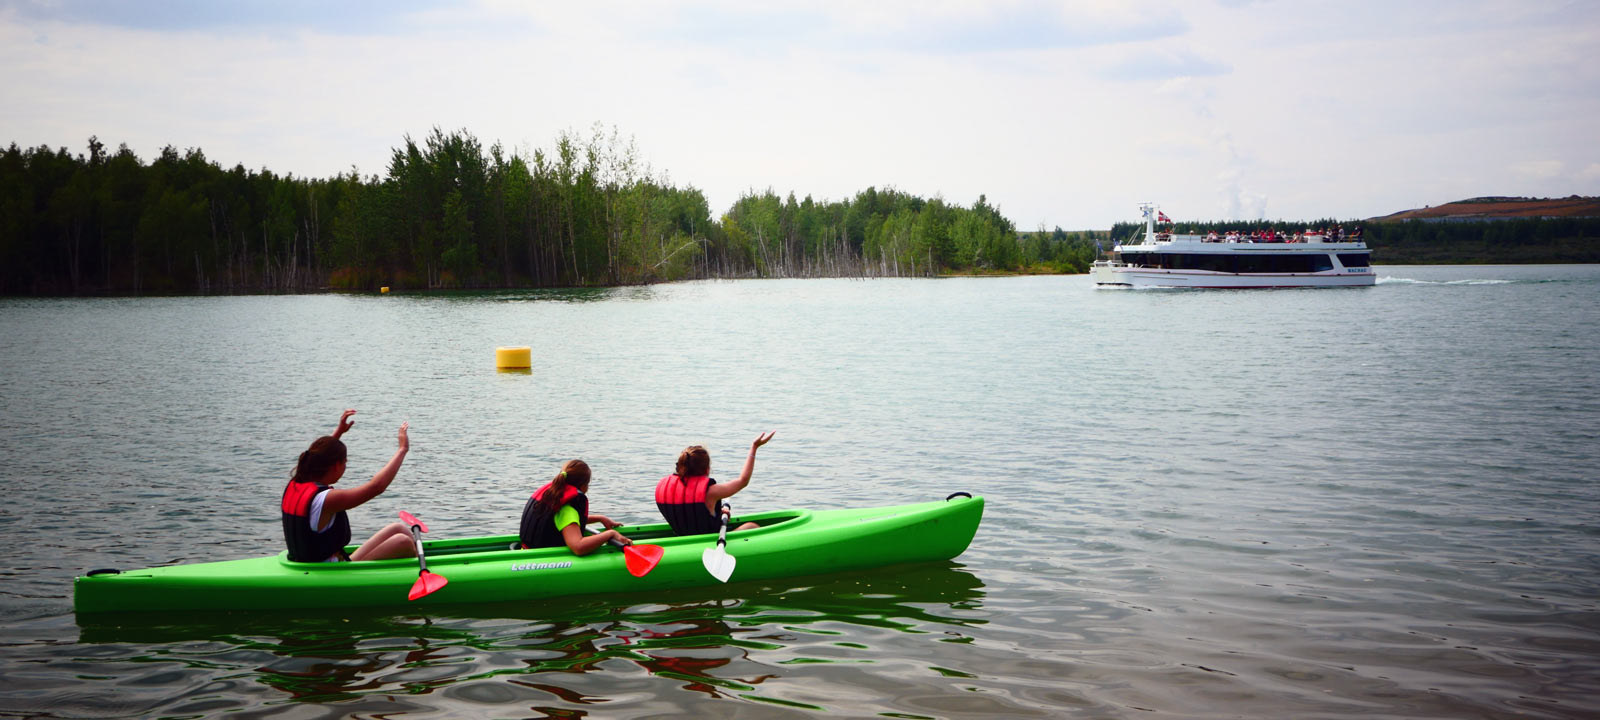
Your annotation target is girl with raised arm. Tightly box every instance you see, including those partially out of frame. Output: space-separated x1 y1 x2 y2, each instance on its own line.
656 431 776 536
281 410 415 562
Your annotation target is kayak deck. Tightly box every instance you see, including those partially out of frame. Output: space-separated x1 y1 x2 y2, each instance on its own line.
75 495 983 614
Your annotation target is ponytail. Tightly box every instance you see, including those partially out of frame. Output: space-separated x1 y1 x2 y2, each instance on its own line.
675 445 710 481
291 436 347 484
538 459 591 513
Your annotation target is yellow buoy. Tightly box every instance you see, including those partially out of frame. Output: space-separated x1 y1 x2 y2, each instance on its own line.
496 346 531 370
380 286 390 294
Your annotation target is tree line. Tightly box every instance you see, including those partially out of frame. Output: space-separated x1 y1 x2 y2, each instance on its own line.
1111 216 1600 264
0 128 1079 295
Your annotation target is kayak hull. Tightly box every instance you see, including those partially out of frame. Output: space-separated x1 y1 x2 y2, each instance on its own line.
74 495 983 614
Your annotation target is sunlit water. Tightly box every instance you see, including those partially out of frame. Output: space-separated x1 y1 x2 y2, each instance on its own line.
1 266 1597 718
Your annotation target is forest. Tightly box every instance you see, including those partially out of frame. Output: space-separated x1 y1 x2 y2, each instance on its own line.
0 129 1094 295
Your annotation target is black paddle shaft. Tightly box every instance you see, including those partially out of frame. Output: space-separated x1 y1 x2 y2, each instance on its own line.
407 525 429 572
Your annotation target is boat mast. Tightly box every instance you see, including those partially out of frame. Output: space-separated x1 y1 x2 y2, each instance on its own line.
1137 202 1156 245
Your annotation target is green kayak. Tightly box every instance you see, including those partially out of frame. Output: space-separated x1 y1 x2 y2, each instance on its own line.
74 494 983 614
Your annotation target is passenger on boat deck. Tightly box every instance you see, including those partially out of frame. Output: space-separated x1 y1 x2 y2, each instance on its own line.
281 410 415 563
519 459 632 555
1206 231 1219 242
657 432 776 536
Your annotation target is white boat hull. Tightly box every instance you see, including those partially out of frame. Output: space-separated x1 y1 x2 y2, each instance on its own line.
1091 264 1374 288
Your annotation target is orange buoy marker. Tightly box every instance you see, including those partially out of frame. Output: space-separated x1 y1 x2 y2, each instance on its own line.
496 346 531 370
380 286 390 294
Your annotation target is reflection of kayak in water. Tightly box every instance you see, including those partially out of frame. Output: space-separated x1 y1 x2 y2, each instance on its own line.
74 494 984 615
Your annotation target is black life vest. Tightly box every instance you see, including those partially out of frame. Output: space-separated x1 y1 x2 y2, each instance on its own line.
655 474 723 536
281 479 352 562
519 483 589 549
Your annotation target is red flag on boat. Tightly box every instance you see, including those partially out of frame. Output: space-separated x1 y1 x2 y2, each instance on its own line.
1157 211 1171 223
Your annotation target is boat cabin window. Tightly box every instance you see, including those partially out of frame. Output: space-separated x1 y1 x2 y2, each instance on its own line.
1337 253 1371 268
1119 252 1336 273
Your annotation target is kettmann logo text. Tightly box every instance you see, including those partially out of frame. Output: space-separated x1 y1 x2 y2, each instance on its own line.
510 561 573 572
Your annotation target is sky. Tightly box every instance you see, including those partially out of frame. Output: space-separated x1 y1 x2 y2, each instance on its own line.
3 0 1598 229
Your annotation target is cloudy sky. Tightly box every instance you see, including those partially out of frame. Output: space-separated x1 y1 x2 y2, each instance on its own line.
3 0 1597 228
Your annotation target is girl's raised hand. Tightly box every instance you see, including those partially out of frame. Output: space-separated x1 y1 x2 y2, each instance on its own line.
335 409 357 438
397 422 410 453
752 430 776 449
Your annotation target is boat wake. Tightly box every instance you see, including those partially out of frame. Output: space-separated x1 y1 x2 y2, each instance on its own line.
1377 277 1514 286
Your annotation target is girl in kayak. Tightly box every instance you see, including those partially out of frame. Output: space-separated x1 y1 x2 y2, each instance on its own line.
281 410 415 562
519 459 633 555
656 431 775 535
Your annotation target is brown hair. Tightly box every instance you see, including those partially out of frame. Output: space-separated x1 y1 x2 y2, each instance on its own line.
291 436 347 484
675 445 710 480
538 459 592 513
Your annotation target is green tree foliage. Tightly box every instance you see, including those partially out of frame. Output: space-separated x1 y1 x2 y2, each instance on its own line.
1362 218 1600 264
719 187 1023 277
1017 225 1102 274
0 129 1053 294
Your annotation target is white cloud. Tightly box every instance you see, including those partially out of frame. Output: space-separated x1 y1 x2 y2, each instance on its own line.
3 0 1598 229
1510 160 1564 180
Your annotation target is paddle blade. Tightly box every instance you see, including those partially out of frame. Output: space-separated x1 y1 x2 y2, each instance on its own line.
398 510 429 533
408 570 448 601
701 545 736 583
622 544 664 577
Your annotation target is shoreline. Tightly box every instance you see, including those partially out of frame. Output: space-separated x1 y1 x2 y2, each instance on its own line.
7 261 1600 298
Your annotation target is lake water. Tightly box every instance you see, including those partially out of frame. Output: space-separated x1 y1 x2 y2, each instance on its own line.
1 266 1597 719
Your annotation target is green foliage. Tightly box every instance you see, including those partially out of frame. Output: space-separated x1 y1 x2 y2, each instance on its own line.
0 130 1052 294
1363 218 1600 264
718 187 1024 277
1017 226 1102 274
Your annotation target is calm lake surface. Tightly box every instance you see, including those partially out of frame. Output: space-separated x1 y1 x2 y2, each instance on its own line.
1 266 1597 719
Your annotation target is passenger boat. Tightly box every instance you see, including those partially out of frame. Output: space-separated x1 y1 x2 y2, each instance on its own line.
1091 203 1374 288
73 494 984 614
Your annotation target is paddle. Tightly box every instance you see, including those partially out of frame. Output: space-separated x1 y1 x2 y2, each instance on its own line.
701 504 736 582
399 510 448 601
605 531 664 578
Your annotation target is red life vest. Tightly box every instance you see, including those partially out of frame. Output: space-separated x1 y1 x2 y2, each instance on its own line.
655 474 722 536
519 482 588 549
281 480 352 562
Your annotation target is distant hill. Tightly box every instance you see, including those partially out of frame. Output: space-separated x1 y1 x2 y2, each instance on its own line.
1374 196 1600 222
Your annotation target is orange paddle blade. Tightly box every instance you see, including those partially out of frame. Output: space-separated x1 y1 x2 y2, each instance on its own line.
622 544 664 577
408 570 448 601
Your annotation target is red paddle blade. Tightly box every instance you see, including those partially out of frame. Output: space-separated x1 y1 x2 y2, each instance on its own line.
408 570 448 601
622 544 664 577
398 511 429 533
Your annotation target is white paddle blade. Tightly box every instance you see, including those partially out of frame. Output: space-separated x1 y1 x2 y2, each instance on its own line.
701 545 736 583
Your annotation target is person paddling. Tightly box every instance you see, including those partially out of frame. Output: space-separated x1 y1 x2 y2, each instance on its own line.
519 459 632 555
656 432 776 535
281 410 415 562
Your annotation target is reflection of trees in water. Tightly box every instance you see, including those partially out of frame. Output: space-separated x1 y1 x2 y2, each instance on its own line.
621 614 772 698
73 564 985 712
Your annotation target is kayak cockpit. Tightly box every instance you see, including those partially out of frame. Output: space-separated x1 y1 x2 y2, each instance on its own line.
274 510 814 568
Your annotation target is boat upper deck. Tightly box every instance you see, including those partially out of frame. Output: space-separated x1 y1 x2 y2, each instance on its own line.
1114 233 1369 253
